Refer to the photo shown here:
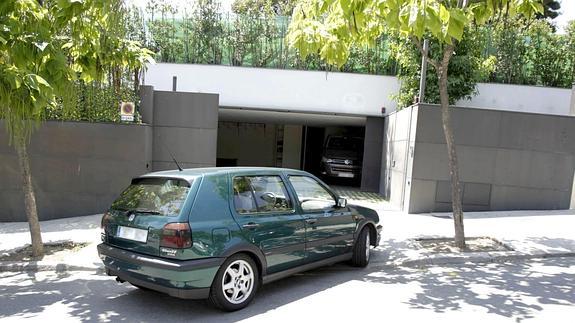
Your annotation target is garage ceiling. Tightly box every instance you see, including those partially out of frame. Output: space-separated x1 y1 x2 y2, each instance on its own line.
219 107 368 127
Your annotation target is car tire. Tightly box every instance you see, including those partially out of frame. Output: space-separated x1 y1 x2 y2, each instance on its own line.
209 253 259 311
351 227 371 268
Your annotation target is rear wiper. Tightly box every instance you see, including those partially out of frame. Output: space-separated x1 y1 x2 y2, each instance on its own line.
131 208 161 215
111 207 161 215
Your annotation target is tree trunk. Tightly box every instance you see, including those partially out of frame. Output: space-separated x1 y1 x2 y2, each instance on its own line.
438 44 466 250
14 133 44 257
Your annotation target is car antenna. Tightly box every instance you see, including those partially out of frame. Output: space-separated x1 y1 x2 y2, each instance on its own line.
160 135 183 171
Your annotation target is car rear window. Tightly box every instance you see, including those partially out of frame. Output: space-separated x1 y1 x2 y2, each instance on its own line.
110 177 191 216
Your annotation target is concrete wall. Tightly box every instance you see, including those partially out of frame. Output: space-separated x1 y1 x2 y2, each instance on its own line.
148 90 219 171
1 87 220 221
457 83 572 116
0 121 152 221
404 104 575 213
145 63 574 117
380 107 417 208
361 117 385 192
145 63 399 116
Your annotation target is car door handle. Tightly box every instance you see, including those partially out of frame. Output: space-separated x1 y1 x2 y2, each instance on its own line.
305 218 317 225
242 223 260 229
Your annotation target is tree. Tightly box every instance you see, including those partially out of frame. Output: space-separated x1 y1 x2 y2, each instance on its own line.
391 28 494 108
0 0 152 257
147 0 182 63
229 0 281 67
287 0 543 249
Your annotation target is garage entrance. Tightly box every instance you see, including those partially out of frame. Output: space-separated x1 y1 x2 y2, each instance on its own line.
216 108 369 188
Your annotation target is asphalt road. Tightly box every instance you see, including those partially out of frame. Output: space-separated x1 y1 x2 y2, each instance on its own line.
1 257 574 323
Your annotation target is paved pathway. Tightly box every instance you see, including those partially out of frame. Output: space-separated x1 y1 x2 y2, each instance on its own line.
1 195 575 271
1 257 574 322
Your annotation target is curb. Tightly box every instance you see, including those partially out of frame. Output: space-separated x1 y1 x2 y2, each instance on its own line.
0 261 104 273
395 251 575 268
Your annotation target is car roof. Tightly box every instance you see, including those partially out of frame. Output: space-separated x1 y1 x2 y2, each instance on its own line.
139 167 310 181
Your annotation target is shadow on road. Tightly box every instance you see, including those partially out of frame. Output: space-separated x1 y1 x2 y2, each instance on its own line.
0 257 574 322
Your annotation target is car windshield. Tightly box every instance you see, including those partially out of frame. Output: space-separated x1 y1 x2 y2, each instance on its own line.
110 178 191 216
326 137 363 150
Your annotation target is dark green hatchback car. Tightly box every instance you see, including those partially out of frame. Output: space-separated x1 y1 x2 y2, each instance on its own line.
98 167 381 311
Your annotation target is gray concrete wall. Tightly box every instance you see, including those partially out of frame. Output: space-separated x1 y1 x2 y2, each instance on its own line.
0 121 152 221
361 117 385 192
380 106 417 209
0 87 220 221
151 90 219 171
406 104 575 213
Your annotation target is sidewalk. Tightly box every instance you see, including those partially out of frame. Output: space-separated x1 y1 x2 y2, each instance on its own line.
372 207 575 267
0 214 102 272
1 206 574 273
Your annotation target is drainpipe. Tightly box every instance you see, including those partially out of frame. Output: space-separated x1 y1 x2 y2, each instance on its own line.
418 39 430 104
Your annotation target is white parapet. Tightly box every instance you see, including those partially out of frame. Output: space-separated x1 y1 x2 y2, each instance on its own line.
144 63 573 117
144 63 399 116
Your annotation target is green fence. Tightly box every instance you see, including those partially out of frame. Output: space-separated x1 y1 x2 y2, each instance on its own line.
132 4 575 89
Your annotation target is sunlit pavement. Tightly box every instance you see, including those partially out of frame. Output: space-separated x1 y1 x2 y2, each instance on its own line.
1 257 574 322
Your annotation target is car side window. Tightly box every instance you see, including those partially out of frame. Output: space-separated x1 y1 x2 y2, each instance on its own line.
233 177 258 214
233 175 293 214
288 176 336 212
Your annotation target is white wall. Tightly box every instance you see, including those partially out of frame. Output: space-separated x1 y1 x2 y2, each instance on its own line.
145 63 399 116
145 63 574 116
282 125 302 169
217 122 277 166
457 83 572 116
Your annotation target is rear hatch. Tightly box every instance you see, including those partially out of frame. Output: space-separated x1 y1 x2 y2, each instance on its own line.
102 177 196 256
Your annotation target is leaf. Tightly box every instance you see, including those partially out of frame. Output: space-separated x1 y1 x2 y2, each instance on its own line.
425 7 442 34
447 9 468 41
61 42 74 50
439 5 450 23
24 74 52 91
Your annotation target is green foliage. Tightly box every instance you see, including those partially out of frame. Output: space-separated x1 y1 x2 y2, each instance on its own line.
286 0 543 66
44 82 140 123
134 0 397 74
525 20 571 87
487 17 575 88
392 29 492 108
188 0 226 64
227 1 281 67
232 0 296 16
146 1 183 62
130 1 572 91
0 0 153 143
489 18 530 84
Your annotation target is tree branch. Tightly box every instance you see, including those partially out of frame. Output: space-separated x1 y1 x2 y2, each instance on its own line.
412 37 438 70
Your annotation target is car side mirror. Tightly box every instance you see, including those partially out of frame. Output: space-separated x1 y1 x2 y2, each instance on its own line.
337 197 347 208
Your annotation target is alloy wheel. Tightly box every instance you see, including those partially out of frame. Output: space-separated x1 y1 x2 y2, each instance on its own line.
221 259 254 305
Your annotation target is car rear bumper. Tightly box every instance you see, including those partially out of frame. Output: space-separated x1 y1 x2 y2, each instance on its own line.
98 243 223 299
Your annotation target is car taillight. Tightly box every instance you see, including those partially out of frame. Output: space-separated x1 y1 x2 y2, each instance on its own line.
160 223 192 249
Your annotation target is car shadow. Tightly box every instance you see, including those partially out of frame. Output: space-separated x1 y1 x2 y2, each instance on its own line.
1 256 574 322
